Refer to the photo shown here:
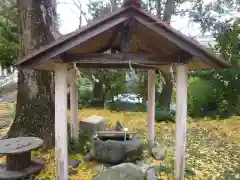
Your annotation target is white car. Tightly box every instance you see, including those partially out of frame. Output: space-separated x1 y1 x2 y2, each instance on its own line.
113 93 143 104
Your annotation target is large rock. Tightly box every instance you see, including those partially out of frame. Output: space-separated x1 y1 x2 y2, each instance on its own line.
91 139 125 164
124 135 143 161
91 135 143 164
146 167 158 180
79 115 106 135
93 163 145 180
152 144 166 160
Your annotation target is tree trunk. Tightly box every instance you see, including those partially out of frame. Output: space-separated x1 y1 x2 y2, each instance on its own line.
159 72 173 110
156 0 162 19
157 0 175 110
111 0 117 11
93 80 103 100
8 0 59 149
143 74 148 105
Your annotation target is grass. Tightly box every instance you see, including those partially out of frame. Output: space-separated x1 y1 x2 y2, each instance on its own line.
0 103 240 179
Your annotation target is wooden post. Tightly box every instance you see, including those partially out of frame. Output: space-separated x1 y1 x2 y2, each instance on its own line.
147 69 156 151
3 68 7 76
0 64 2 76
175 64 188 180
6 152 31 170
54 63 68 180
70 70 79 140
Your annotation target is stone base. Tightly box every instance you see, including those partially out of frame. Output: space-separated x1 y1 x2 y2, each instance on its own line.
91 135 143 164
0 158 44 180
79 115 106 135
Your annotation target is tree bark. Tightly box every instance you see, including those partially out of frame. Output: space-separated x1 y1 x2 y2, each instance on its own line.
156 0 162 19
159 72 173 111
8 0 59 149
111 0 117 11
93 80 103 100
143 74 148 105
162 0 175 23
156 0 175 110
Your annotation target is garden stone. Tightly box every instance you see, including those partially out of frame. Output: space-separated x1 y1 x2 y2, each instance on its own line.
91 134 143 164
91 138 125 164
124 135 143 160
79 115 106 135
136 162 150 175
93 163 145 180
152 144 166 160
146 167 158 180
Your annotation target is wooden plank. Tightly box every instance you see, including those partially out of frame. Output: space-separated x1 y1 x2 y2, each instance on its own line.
147 70 156 152
38 61 160 71
75 63 159 69
0 137 43 154
96 25 122 53
120 19 132 53
69 70 79 140
133 31 177 55
61 52 191 64
175 63 188 180
63 52 157 61
54 63 68 180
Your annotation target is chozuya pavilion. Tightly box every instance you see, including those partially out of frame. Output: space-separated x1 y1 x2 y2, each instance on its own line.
15 0 230 179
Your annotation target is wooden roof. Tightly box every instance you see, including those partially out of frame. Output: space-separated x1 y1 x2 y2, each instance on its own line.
15 5 230 71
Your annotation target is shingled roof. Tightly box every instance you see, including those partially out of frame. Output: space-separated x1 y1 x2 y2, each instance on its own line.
15 4 230 71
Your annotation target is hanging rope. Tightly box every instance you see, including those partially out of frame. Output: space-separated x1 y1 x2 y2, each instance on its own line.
73 63 82 86
128 60 138 80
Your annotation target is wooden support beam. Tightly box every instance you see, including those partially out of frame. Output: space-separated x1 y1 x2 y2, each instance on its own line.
54 63 68 180
0 65 2 76
61 52 191 64
69 70 79 140
120 19 132 53
3 69 7 76
63 52 157 62
96 26 121 53
75 63 158 69
147 69 156 152
175 63 188 180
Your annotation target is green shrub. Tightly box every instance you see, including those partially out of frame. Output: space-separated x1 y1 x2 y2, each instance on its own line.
78 86 93 107
68 135 92 154
89 99 104 108
107 101 121 111
133 103 146 112
188 77 219 117
107 101 146 112
155 108 175 123
67 123 92 154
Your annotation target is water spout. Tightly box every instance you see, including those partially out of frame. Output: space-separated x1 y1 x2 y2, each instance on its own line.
123 128 128 143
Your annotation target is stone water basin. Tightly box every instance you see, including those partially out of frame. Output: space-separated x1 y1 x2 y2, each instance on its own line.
91 131 143 164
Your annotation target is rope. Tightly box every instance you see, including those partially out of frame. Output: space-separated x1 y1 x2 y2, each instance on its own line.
73 63 82 86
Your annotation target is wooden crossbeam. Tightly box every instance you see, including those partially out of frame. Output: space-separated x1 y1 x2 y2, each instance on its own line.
61 52 191 65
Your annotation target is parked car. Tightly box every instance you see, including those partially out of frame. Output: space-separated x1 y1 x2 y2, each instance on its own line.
113 93 143 104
